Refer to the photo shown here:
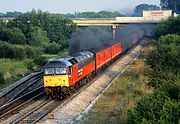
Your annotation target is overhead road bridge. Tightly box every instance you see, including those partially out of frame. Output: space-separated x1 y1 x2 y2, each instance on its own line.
72 17 164 39
72 17 164 26
72 10 172 39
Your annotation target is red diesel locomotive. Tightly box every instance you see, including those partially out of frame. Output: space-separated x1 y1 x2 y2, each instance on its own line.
43 42 122 97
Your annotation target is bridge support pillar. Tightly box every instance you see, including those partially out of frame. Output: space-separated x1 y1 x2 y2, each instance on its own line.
112 25 116 40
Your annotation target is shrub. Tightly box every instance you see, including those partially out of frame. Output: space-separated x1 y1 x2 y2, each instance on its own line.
127 85 180 124
0 41 13 58
23 59 35 71
0 27 26 44
25 46 37 58
44 42 59 54
156 16 180 38
33 55 48 67
12 45 27 60
146 34 180 88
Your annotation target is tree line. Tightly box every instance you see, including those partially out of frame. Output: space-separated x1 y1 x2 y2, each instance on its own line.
127 16 180 123
66 11 125 18
0 9 77 60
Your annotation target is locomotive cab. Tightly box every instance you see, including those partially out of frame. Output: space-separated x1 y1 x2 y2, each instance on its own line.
44 66 71 87
43 58 73 96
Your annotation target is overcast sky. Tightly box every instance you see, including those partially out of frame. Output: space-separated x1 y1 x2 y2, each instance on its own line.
0 0 160 14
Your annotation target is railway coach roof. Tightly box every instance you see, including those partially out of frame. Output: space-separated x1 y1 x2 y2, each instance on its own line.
44 51 94 67
45 56 73 67
71 51 94 63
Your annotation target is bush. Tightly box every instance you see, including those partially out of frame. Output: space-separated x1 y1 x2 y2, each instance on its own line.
23 59 35 71
0 27 26 44
44 42 59 54
0 41 13 58
12 45 27 60
146 34 180 88
0 41 42 60
156 16 180 38
127 84 180 124
33 55 48 67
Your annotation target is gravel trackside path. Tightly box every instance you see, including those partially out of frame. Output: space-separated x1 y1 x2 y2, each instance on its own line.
40 43 144 124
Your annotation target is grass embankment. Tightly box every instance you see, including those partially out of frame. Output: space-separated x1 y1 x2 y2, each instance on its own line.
0 51 67 89
0 59 29 88
79 44 154 124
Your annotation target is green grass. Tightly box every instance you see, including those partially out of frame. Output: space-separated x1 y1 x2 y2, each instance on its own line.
0 49 68 89
42 49 68 61
42 54 58 60
79 44 153 124
0 59 30 88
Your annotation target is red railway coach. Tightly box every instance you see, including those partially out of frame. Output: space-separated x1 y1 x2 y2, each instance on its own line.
111 42 122 59
91 46 112 69
91 42 122 70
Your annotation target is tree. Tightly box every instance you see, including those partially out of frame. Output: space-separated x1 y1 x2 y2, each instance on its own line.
0 41 13 58
10 10 77 50
12 45 27 60
156 16 180 38
5 11 23 18
29 27 49 46
67 11 124 18
44 42 59 54
134 4 160 16
160 0 180 13
33 55 48 67
127 84 180 124
146 34 180 88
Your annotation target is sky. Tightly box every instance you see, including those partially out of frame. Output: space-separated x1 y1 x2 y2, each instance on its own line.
0 0 160 14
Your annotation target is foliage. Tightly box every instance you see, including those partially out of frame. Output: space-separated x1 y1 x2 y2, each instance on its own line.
127 84 180 124
0 41 13 58
160 0 180 13
127 21 180 123
44 42 59 54
0 27 26 44
66 11 125 18
0 59 29 88
9 9 77 49
33 55 48 67
0 41 40 60
29 27 49 46
156 16 180 38
12 45 27 60
25 46 38 58
134 4 160 16
146 34 180 88
0 11 23 18
23 59 35 71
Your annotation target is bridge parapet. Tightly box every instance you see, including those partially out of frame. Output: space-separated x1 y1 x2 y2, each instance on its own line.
72 17 162 26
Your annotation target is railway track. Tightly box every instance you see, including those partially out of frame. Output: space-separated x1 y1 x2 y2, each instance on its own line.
11 99 56 124
0 72 43 107
3 67 108 124
0 86 45 120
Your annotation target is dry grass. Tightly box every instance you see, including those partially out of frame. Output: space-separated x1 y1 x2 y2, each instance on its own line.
79 44 153 124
